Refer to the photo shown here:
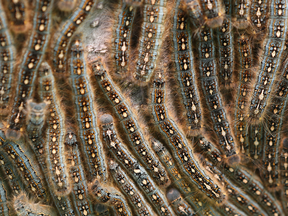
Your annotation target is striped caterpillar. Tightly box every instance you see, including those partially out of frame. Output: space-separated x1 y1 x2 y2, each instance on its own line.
198 156 268 215
133 0 168 81
109 160 155 216
233 0 251 29
27 63 76 215
198 0 224 28
4 0 27 32
69 40 107 180
172 3 202 131
151 71 226 203
8 0 54 132
65 132 94 216
38 62 71 196
91 59 170 186
279 138 288 213
53 0 94 73
0 2 15 113
99 114 175 216
0 132 48 201
249 0 269 30
216 0 234 86
235 33 253 154
113 4 136 74
0 178 10 216
261 55 288 188
151 139 222 216
197 26 238 158
248 0 288 121
195 137 284 215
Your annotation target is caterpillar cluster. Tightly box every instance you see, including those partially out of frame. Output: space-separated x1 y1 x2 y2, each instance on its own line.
0 0 287 215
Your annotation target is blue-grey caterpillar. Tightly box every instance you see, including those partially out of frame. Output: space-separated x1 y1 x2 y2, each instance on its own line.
69 40 107 181
91 58 170 186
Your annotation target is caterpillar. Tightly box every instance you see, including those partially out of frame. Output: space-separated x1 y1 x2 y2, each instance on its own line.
26 65 76 215
279 138 288 213
261 55 288 187
199 0 224 28
109 160 155 216
151 71 226 203
113 4 136 74
38 62 71 196
0 2 15 113
0 133 48 201
216 0 234 86
4 0 27 32
13 193 57 216
0 178 11 215
198 155 269 215
197 26 238 158
248 0 288 121
151 139 222 216
233 0 251 29
184 0 204 27
249 124 264 159
90 180 132 216
172 4 202 131
65 132 94 216
133 0 167 81
195 136 284 215
235 33 253 154
249 0 269 30
53 0 94 73
8 0 54 132
0 154 24 196
69 40 107 181
91 58 170 186
99 114 175 216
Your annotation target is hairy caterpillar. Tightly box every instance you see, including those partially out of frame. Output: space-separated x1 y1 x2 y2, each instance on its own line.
53 0 94 73
197 26 238 158
91 58 170 186
195 136 284 215
152 71 226 203
0 178 11 215
38 62 71 196
113 4 136 74
99 114 175 216
69 40 107 180
133 0 168 81
172 4 202 131
248 0 288 121
109 160 155 216
233 0 251 29
216 0 234 86
0 132 48 201
235 33 253 155
0 2 15 113
65 132 94 216
261 54 288 187
8 0 54 132
166 188 195 216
